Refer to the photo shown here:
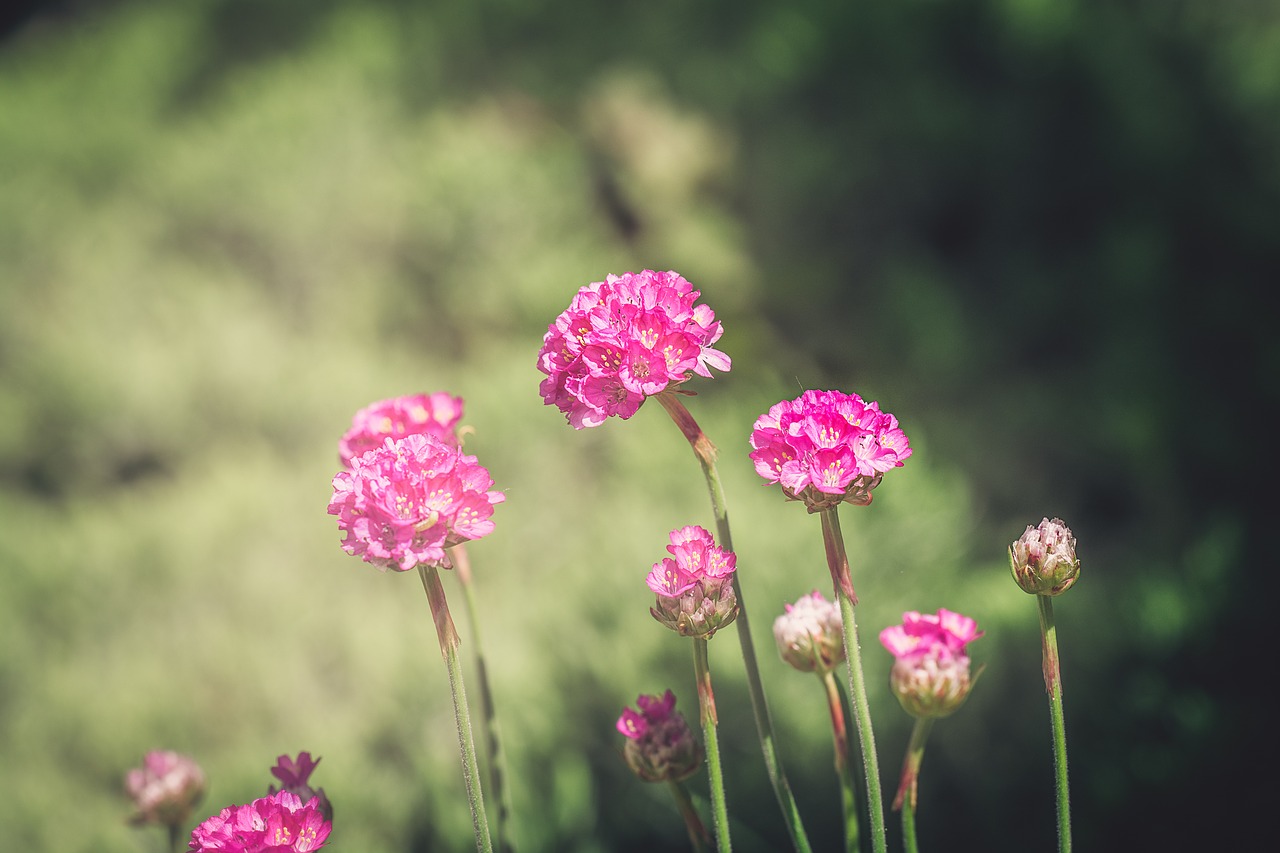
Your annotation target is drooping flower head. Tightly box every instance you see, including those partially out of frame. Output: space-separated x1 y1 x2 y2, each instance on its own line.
188 790 331 853
616 689 701 783
328 433 504 572
749 389 912 512
646 525 739 639
1009 517 1080 596
125 750 206 829
537 270 732 429
338 393 465 467
268 753 332 824
879 609 983 719
773 590 845 675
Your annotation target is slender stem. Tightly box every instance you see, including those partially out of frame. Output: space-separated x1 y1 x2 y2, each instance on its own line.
901 795 919 853
821 507 887 853
167 822 180 853
450 544 516 853
894 716 935 853
693 638 732 853
822 670 860 853
668 780 714 853
1037 594 1072 853
656 391 813 853
419 565 494 853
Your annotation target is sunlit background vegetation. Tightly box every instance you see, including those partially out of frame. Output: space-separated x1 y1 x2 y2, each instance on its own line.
1 1 1273 850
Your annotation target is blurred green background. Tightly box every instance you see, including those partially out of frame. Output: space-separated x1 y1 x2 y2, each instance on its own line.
1 1 1273 850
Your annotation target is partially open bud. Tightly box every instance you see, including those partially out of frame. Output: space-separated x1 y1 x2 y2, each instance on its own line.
880 609 983 719
617 690 702 783
124 750 206 829
1009 517 1080 596
646 525 739 640
773 590 845 675
268 751 333 824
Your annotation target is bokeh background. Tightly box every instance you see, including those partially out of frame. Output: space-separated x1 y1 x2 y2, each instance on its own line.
2 1 1273 850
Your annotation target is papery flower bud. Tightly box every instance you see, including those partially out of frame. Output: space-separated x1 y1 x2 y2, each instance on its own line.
773 590 845 675
188 790 331 853
1009 517 1080 596
646 525 739 639
268 752 332 824
617 690 702 783
125 750 206 829
880 609 983 719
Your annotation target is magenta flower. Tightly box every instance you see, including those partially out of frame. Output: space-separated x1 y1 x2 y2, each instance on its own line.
879 609 983 719
646 525 739 639
773 590 845 675
617 689 702 783
536 269 732 429
125 750 206 829
188 790 331 853
749 389 912 512
328 433 504 572
338 392 465 467
268 753 331 823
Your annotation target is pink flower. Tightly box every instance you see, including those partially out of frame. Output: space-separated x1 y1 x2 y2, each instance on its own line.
749 389 912 512
647 525 738 639
268 753 331 823
537 270 732 429
125 750 206 828
617 690 701 782
773 591 845 675
879 609 983 719
338 392 465 467
328 433 504 572
188 790 331 853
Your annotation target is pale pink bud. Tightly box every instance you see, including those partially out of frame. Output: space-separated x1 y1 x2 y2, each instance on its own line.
773 591 845 675
1009 517 1081 596
124 750 206 829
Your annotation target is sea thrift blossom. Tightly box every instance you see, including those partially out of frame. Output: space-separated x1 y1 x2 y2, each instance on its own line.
879 609 984 719
268 753 332 823
188 790 330 853
617 689 702 783
125 750 206 828
647 525 739 639
1009 517 1081 596
328 433 504 572
536 269 732 429
773 590 846 675
749 389 912 512
338 392 465 466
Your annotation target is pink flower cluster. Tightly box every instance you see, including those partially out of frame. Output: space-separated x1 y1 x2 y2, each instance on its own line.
537 270 732 429
125 750 206 828
749 389 912 512
616 690 701 783
879 609 983 719
188 790 331 853
328 433 504 572
338 393 464 467
646 525 739 639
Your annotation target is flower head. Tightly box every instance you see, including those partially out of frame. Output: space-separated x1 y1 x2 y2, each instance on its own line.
1009 517 1080 596
328 433 504 572
188 790 331 853
749 389 912 512
537 270 732 429
125 750 206 829
773 590 845 675
338 393 465 467
617 689 701 783
646 525 739 639
879 609 983 719
268 753 332 824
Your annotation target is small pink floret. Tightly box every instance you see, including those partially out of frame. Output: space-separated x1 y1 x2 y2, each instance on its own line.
338 392 464 466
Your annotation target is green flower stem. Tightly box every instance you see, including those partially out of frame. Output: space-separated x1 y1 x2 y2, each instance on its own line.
820 507 887 853
418 564 494 853
894 716 935 853
668 779 714 853
449 544 516 853
656 391 813 853
693 637 732 853
821 670 860 853
1036 594 1072 853
167 822 181 853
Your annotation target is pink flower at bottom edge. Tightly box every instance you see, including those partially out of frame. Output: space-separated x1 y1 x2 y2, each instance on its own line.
189 791 331 853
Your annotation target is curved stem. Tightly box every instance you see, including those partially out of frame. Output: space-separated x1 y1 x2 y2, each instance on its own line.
693 638 732 853
822 671 860 853
668 780 714 853
895 716 935 853
656 391 812 853
419 565 494 853
1037 595 1072 853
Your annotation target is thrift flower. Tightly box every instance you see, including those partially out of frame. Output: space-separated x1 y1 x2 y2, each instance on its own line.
338 392 465 466
617 690 702 783
268 752 332 823
1009 517 1081 596
879 609 983 719
537 269 732 429
328 433 504 572
125 750 206 829
188 790 330 853
647 525 739 639
773 590 846 675
749 389 912 512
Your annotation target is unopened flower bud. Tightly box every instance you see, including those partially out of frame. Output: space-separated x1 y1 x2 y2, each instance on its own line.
773 591 845 675
1009 517 1080 596
880 609 983 719
617 690 702 783
124 750 206 829
268 751 333 823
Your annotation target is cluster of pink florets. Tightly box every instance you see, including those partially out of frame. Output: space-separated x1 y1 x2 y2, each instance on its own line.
328 433 504 572
879 609 983 719
188 790 331 853
338 392 464 466
536 270 732 429
749 389 912 512
616 690 701 783
646 525 739 639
